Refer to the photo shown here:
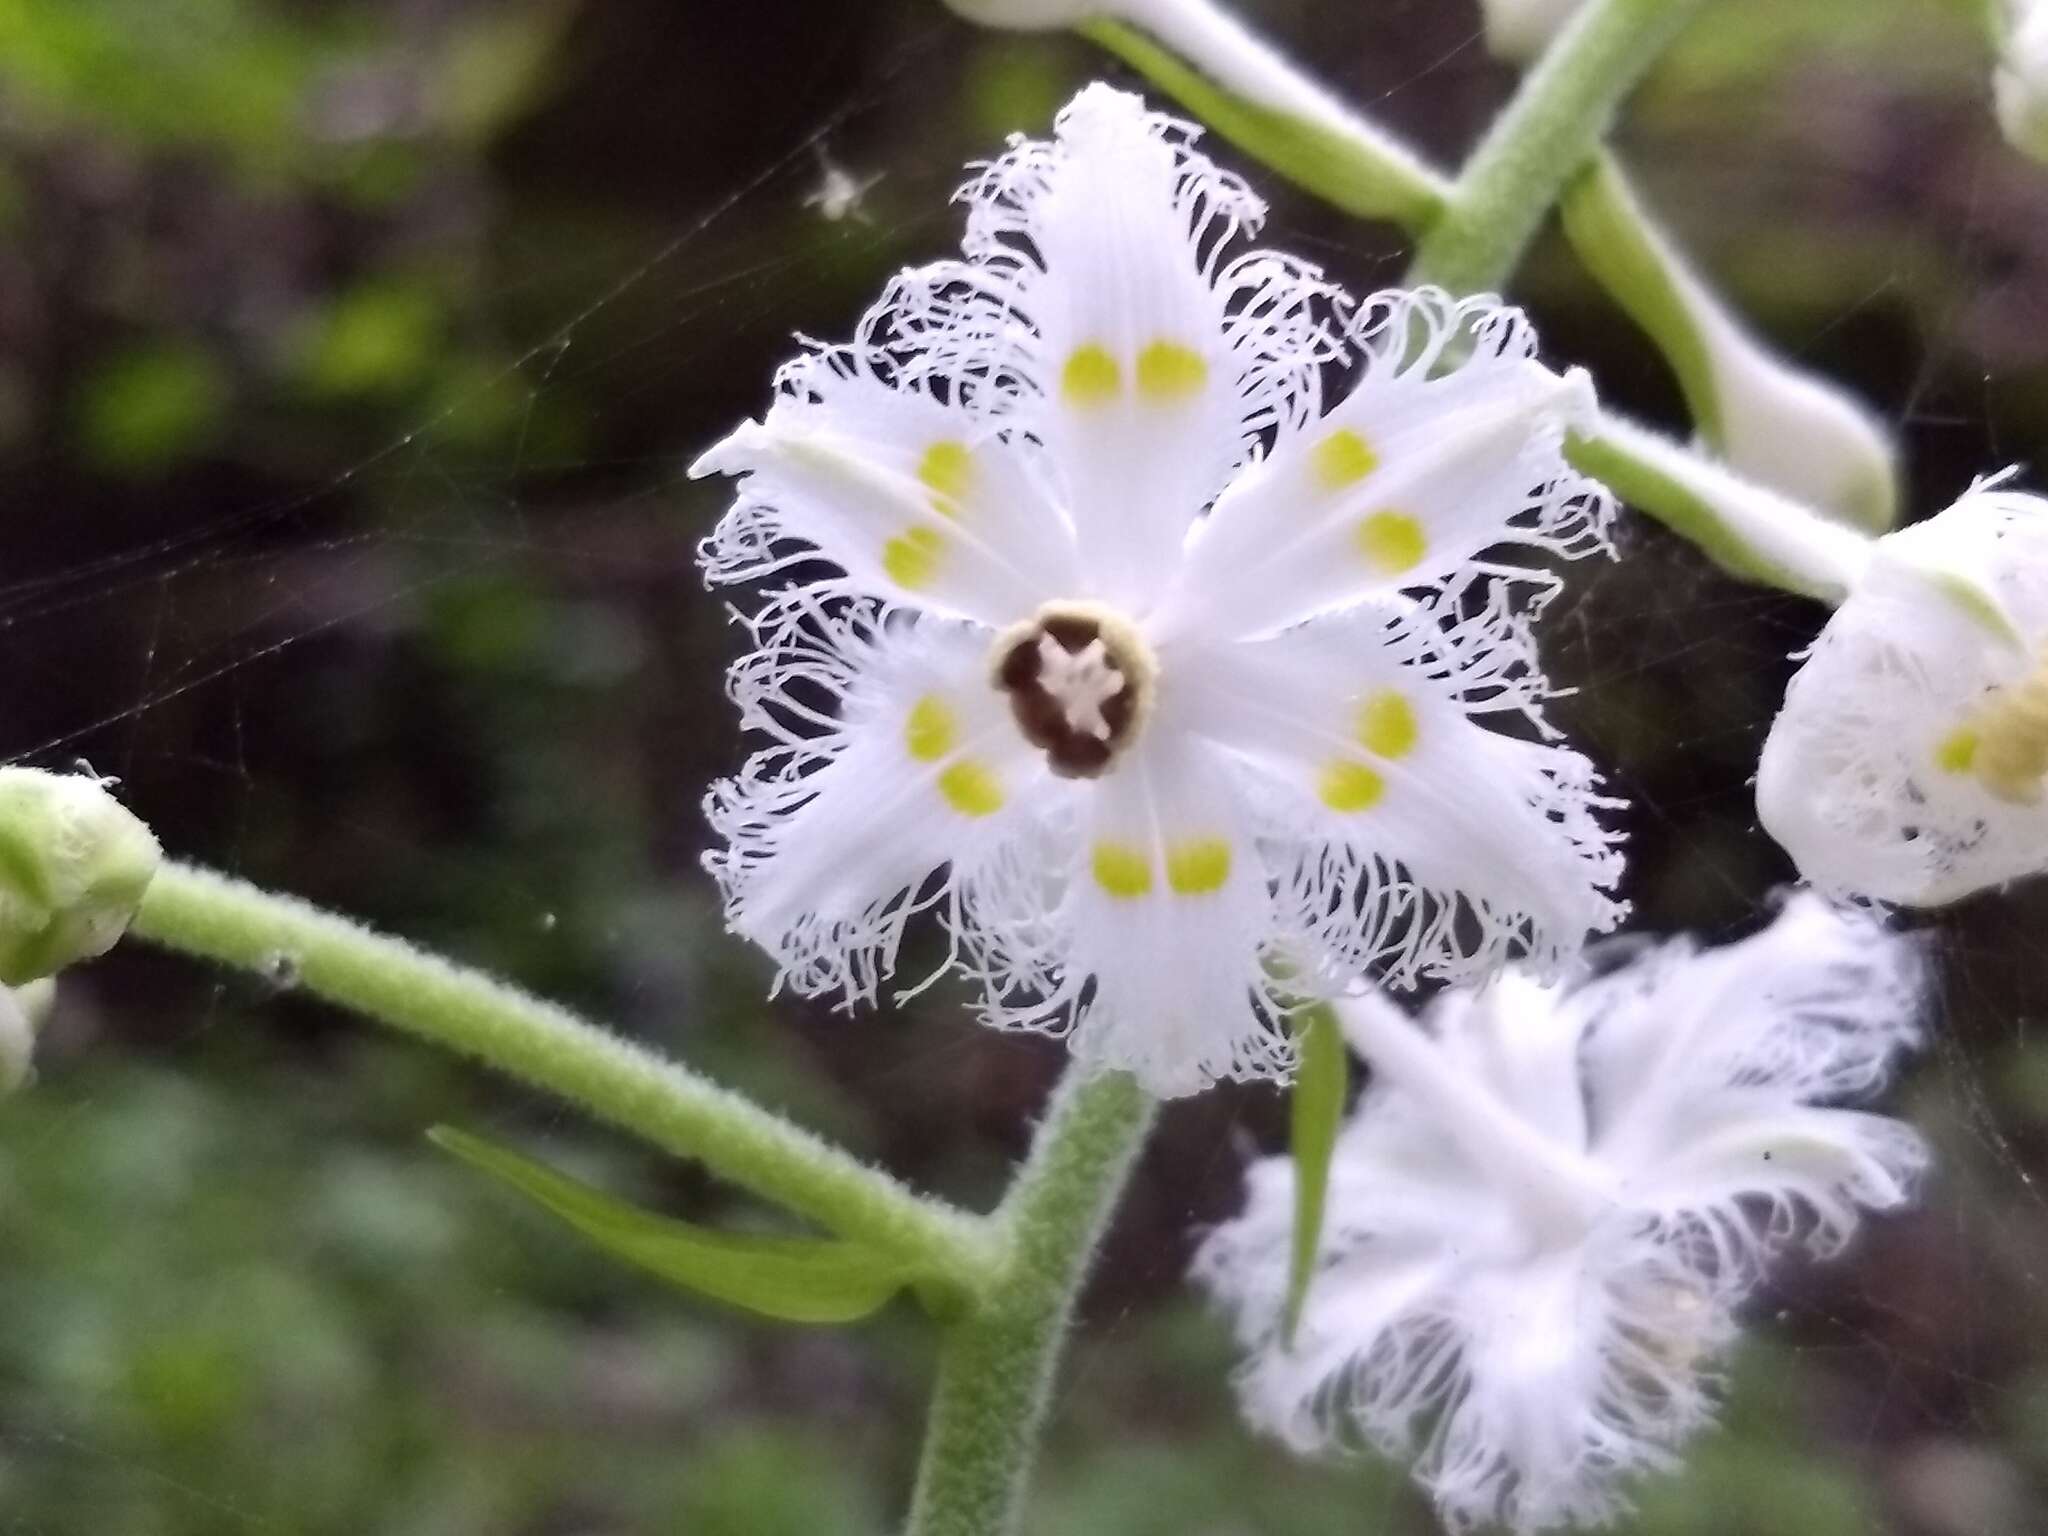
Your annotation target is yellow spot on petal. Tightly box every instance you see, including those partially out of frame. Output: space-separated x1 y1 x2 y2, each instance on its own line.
1061 344 1121 406
938 759 1004 817
1355 512 1427 577
1310 428 1379 491
1934 727 1979 775
905 695 957 763
1091 840 1154 898
1165 838 1231 895
883 525 946 590
1135 339 1207 402
1356 689 1418 760
1318 759 1385 813
918 440 973 513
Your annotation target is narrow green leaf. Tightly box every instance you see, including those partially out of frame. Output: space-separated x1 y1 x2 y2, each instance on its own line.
430 1126 913 1325
1284 1005 1348 1347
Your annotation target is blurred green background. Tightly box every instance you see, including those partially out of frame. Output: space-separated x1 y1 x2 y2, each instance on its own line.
2 0 2046 1530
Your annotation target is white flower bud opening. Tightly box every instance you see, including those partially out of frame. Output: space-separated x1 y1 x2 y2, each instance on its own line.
1757 478 2048 905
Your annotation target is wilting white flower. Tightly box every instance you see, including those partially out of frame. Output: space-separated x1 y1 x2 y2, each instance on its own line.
1757 478 2048 906
694 85 1623 1097
1195 894 1929 1533
1997 1 2048 163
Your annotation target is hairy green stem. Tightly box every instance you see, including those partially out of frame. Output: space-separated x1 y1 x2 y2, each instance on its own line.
1408 0 1707 294
905 1067 1156 1536
1568 416 1873 602
130 861 999 1290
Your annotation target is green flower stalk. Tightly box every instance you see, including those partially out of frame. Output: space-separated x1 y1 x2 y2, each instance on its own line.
942 0 1449 230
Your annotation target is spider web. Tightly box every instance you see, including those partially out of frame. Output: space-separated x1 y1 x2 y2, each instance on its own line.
1 1 2044 1532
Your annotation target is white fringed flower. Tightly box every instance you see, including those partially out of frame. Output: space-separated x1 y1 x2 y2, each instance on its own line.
1195 894 1929 1533
1757 478 2048 906
694 85 1623 1097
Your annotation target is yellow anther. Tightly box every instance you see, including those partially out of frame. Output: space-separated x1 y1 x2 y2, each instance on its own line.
1356 689 1418 760
1355 512 1427 577
1061 344 1122 406
1311 428 1379 491
1933 727 1979 776
938 760 1004 817
1135 340 1207 402
1969 664 2048 805
1318 759 1385 813
917 440 973 512
1165 838 1231 895
1091 840 1154 898
905 696 957 763
883 525 946 589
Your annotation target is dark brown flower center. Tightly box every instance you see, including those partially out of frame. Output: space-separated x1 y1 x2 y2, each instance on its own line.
991 601 1156 779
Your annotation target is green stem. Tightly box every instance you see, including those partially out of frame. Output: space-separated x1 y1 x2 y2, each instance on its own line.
1408 0 1707 294
1567 416 1872 602
1078 0 1448 230
905 1067 1156 1536
129 861 999 1291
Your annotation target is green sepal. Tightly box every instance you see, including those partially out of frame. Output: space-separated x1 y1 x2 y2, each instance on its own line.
1283 1003 1348 1347
430 1125 930 1325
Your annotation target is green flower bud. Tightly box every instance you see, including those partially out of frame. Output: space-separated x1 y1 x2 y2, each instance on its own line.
0 769 161 985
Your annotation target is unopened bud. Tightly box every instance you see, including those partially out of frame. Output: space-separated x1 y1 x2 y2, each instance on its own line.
1478 0 1584 61
1998 3 2048 163
0 769 161 985
1711 334 1898 533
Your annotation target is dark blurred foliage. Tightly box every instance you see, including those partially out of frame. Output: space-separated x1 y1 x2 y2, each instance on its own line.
3 0 2048 1530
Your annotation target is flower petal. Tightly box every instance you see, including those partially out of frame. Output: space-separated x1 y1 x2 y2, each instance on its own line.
704 604 1047 1004
1619 1099 1928 1269
694 361 1078 625
993 731 1290 1097
1158 289 1609 642
1580 894 1927 1174
1175 603 1626 989
958 83 1332 609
